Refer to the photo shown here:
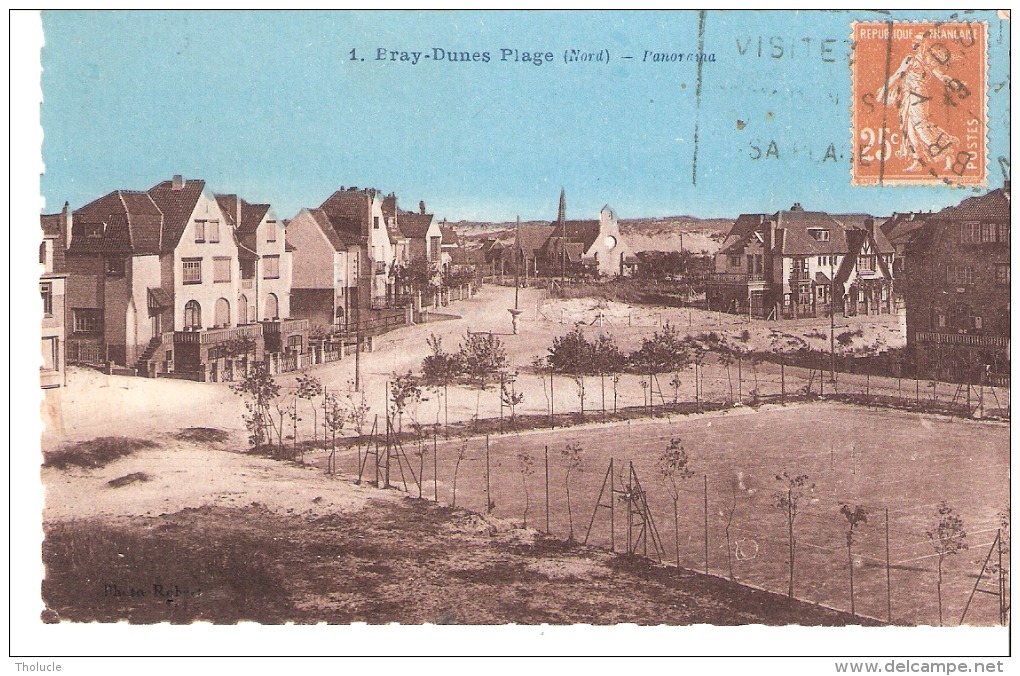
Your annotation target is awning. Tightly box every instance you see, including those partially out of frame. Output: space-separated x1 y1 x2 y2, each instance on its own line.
147 287 172 310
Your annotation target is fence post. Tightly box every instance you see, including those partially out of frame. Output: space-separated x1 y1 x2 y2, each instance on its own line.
780 363 785 404
433 427 439 502
550 372 555 429
885 507 892 624
545 445 550 534
704 474 709 575
485 434 492 514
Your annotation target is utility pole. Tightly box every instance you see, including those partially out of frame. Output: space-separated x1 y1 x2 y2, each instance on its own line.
830 236 836 383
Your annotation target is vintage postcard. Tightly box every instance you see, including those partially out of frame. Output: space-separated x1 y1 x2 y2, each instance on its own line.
13 8 1012 665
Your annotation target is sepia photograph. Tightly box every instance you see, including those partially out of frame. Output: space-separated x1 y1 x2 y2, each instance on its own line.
11 7 1012 667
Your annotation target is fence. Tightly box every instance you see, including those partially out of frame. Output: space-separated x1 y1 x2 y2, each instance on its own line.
66 340 106 366
316 404 1008 627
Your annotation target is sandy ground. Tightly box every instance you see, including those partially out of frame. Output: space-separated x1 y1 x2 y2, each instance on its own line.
42 285 915 451
42 433 383 523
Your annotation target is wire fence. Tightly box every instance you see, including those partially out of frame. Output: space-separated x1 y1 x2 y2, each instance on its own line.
308 398 1010 627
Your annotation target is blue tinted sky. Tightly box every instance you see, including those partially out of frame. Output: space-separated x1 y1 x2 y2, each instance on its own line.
41 10 1010 222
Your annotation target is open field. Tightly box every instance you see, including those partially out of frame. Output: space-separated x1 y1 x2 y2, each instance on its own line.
40 432 868 625
326 402 1010 626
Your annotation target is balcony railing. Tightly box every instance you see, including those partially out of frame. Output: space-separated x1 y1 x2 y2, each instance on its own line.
174 324 262 344
241 278 254 290
914 331 1010 349
374 261 388 275
707 272 766 284
261 318 310 335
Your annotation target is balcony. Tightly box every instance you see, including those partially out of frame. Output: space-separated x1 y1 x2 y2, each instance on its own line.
261 318 310 335
174 324 261 344
374 261 388 275
914 331 1010 349
707 272 766 285
241 277 254 290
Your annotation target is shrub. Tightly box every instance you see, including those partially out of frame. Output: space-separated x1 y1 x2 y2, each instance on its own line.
43 437 158 470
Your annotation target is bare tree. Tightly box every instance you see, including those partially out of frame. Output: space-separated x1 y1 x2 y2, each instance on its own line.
516 450 536 528
773 471 814 598
840 503 868 617
322 392 346 474
926 501 968 626
345 380 371 483
658 438 695 569
451 433 470 509
499 370 525 432
296 374 324 452
560 443 585 541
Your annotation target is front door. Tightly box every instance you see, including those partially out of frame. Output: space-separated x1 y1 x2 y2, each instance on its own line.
151 312 161 338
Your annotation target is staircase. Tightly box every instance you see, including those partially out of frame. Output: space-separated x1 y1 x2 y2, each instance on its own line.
134 336 164 376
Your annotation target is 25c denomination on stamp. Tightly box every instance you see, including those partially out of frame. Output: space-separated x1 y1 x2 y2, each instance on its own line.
851 21 987 186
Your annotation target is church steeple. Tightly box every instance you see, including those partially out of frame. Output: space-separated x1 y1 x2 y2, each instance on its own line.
557 188 566 225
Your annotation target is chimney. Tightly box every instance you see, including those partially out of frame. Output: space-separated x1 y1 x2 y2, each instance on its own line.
419 200 426 215
1004 179 1011 195
172 174 184 191
865 216 875 234
790 202 802 212
62 201 72 250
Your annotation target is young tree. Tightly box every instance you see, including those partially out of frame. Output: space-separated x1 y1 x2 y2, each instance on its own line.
296 374 324 452
451 433 471 509
632 322 688 412
773 471 815 598
560 443 585 541
322 392 346 474
458 332 509 428
345 381 372 483
840 503 868 617
421 333 461 436
926 501 968 626
592 333 626 418
231 362 283 455
685 338 708 409
547 326 595 419
499 371 525 431
657 438 695 568
516 450 536 528
389 370 424 436
532 355 553 424
223 335 257 379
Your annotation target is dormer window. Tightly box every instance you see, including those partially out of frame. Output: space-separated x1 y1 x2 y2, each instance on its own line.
809 228 830 242
267 221 277 243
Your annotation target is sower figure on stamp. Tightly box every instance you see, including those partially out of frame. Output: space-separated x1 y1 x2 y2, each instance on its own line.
877 34 960 173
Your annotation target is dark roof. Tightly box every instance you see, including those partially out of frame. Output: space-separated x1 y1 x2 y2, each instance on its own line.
71 190 163 255
547 220 601 251
319 188 378 241
514 225 556 255
147 179 206 252
931 186 1011 221
440 225 459 246
215 193 271 238
306 208 353 251
832 229 893 291
881 212 934 249
397 211 434 239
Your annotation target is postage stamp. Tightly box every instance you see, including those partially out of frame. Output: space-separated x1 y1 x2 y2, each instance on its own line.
851 21 988 186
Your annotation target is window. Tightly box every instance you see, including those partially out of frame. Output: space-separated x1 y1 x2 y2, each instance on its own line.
184 300 202 329
183 258 202 284
266 221 277 243
213 256 232 283
194 220 206 243
106 257 125 277
40 283 52 317
73 308 102 333
809 228 830 242
287 335 303 353
960 222 981 243
728 255 742 267
373 216 380 230
998 223 1010 245
263 255 280 279
208 220 220 243
214 298 230 327
947 265 975 285
996 264 1010 286
39 241 46 265
981 223 997 243
792 258 808 274
858 255 876 272
41 337 58 371
238 295 249 325
264 293 279 320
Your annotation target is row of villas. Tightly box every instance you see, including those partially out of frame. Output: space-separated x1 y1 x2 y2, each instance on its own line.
705 187 1010 382
39 176 464 387
706 203 896 320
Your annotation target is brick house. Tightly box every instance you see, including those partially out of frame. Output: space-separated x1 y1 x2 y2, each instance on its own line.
40 204 70 388
903 184 1010 383
707 204 895 319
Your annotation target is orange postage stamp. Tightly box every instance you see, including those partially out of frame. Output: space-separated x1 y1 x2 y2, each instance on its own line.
851 21 987 186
